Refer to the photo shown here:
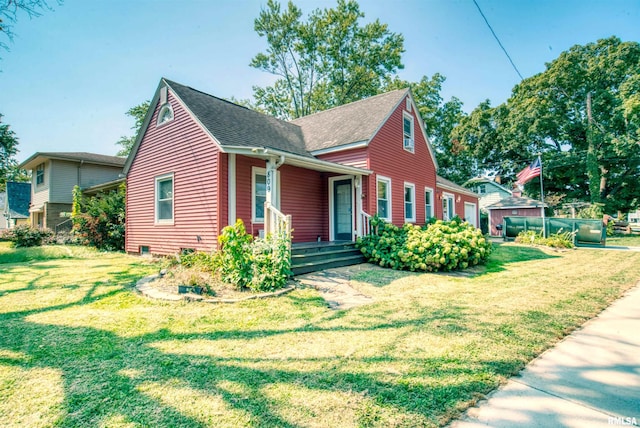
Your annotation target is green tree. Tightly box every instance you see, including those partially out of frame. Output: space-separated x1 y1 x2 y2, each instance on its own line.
115 101 150 156
453 37 640 213
0 115 22 191
251 0 404 119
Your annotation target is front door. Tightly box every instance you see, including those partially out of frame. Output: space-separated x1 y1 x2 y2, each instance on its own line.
333 179 353 241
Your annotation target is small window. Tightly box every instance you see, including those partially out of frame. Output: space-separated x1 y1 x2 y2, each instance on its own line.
36 163 45 185
377 176 392 222
479 184 486 194
404 183 415 222
155 174 174 223
403 112 414 152
157 103 174 126
253 168 267 222
425 188 434 220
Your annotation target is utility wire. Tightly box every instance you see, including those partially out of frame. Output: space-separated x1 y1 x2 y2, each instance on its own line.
472 0 524 81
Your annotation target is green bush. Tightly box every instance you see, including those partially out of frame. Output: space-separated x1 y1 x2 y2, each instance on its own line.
1 225 54 247
178 250 218 272
357 216 492 272
217 219 291 291
515 230 575 249
72 184 126 251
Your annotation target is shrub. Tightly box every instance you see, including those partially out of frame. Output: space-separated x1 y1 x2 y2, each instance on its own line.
357 217 492 272
217 220 292 292
72 184 125 251
515 230 575 249
178 250 218 272
1 225 54 247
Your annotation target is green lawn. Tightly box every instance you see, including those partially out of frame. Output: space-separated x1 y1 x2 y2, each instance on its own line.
607 234 640 247
1 242 639 427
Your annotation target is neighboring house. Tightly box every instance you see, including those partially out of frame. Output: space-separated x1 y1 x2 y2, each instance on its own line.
485 193 546 237
2 182 31 228
628 209 640 224
124 78 478 255
19 152 126 231
464 177 513 212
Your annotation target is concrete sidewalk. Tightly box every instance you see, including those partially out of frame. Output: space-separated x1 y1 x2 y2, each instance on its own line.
450 282 640 428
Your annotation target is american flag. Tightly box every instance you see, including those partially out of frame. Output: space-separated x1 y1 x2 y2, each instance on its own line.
516 157 541 186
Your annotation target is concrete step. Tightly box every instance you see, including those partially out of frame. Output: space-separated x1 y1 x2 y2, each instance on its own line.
291 254 366 276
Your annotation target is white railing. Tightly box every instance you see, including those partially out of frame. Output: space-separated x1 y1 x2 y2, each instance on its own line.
264 202 292 248
360 211 373 236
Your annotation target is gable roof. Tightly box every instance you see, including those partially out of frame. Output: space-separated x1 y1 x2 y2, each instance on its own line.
290 89 408 152
485 195 546 209
436 175 479 198
463 177 513 195
165 79 310 158
5 181 31 219
20 152 126 171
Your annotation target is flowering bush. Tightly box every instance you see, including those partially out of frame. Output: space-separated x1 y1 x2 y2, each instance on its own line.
357 216 492 272
71 184 125 251
1 225 53 247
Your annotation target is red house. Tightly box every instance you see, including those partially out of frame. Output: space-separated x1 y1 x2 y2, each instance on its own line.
124 78 478 257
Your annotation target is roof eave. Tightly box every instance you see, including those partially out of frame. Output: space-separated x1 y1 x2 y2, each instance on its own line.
223 146 372 175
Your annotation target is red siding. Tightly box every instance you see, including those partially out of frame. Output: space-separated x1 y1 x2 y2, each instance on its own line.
126 91 220 255
489 207 542 236
366 97 438 226
234 155 329 242
317 147 368 169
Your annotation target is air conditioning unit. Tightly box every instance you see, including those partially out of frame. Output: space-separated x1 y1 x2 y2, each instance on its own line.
404 138 414 150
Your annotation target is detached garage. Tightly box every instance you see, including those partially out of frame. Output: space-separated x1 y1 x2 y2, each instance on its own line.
486 195 545 237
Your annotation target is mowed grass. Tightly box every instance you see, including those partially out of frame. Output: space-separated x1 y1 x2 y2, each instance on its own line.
1 242 639 427
607 233 640 247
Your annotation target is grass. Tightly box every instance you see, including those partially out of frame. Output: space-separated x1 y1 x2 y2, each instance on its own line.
1 241 639 427
606 233 640 247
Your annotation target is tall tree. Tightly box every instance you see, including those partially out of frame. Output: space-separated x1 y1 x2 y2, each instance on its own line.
0 114 21 191
115 101 150 157
453 37 640 213
251 0 404 119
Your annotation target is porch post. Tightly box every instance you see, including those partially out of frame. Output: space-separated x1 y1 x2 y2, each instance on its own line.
355 175 363 238
265 156 283 234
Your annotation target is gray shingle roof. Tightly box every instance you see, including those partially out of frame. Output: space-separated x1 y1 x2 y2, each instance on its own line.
6 182 31 219
485 196 545 209
165 79 311 157
436 175 479 198
290 89 408 152
20 152 126 170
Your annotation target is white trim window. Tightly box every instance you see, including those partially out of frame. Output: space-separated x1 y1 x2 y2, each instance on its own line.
403 112 414 153
157 103 174 126
404 182 415 222
442 192 455 221
36 163 45 186
376 175 392 222
155 174 174 224
425 187 434 221
252 167 267 223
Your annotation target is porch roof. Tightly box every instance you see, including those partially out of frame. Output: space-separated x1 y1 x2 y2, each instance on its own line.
224 146 371 176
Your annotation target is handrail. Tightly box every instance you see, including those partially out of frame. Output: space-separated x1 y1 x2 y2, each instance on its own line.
55 218 74 234
360 211 373 236
264 201 292 248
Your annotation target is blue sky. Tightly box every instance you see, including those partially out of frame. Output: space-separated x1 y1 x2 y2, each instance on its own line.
1 0 638 163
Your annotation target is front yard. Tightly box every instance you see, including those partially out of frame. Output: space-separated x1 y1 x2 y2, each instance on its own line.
1 242 639 427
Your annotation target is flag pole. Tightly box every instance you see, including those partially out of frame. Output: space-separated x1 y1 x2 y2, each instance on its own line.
538 155 546 237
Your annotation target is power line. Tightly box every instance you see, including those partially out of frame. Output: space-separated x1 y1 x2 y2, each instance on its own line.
472 0 524 81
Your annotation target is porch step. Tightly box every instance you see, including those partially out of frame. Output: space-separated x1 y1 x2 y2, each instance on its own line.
291 242 366 275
